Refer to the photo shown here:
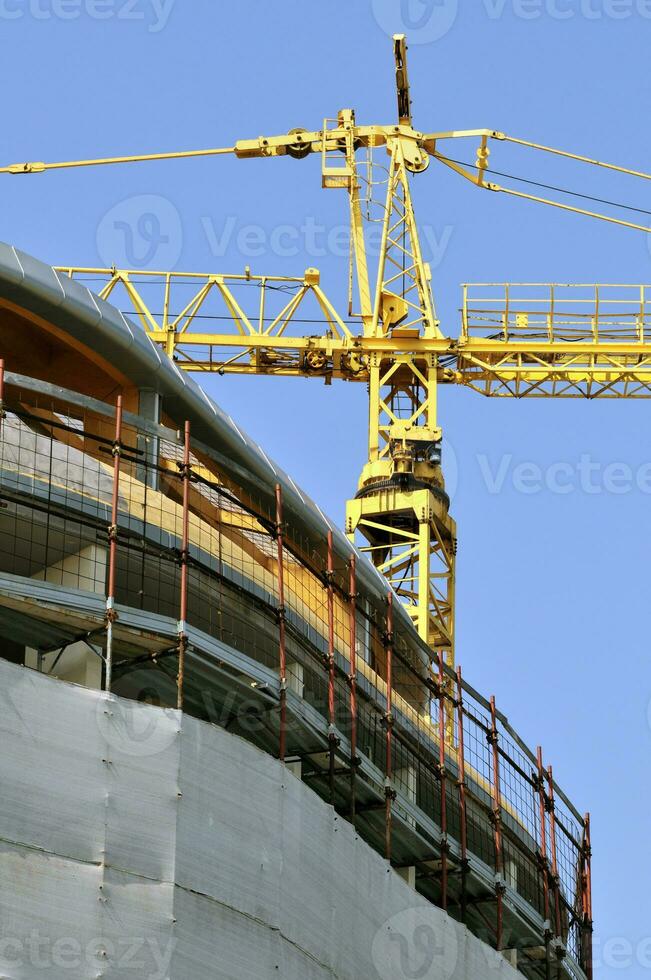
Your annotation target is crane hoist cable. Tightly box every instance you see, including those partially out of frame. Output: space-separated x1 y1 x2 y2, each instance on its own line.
441 157 651 219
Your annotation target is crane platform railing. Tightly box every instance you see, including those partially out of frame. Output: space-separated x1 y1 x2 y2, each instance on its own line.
462 283 651 345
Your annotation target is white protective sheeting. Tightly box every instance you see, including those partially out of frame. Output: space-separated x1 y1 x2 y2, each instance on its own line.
0 658 519 979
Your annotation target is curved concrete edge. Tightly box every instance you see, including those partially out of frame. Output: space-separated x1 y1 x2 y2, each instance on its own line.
0 242 415 646
0 656 519 980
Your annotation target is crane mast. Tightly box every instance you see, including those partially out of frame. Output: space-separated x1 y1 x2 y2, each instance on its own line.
331 58 455 660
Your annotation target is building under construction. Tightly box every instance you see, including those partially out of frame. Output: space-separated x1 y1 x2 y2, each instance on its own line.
0 243 592 979
26 27 651 980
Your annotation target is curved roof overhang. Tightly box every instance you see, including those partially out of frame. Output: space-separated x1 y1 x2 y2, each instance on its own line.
0 241 425 655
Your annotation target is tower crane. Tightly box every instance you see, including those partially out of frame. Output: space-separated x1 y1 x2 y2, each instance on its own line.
7 35 651 672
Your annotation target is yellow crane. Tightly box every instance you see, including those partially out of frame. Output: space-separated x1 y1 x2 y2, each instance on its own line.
7 35 651 672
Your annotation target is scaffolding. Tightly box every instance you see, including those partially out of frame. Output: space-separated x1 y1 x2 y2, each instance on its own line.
0 360 592 980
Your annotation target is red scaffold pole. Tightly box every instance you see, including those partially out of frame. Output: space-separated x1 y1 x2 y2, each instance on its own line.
275 484 287 762
348 555 358 825
489 695 504 952
0 358 5 433
456 667 469 924
176 420 191 711
583 812 593 980
437 649 448 911
384 591 394 863
105 395 123 693
326 530 337 805
536 746 552 979
547 766 564 948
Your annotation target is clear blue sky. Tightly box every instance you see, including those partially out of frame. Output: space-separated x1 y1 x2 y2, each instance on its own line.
2 1 649 974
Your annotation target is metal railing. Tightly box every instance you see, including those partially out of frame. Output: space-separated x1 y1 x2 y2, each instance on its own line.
462 282 651 344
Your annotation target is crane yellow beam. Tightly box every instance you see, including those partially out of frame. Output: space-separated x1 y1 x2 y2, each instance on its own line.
57 269 651 393
0 145 236 175
55 261 651 672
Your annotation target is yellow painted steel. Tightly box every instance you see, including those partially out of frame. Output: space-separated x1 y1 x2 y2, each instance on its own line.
19 34 651 673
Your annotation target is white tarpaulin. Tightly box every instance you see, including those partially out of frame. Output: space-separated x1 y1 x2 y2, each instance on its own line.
0 658 518 980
